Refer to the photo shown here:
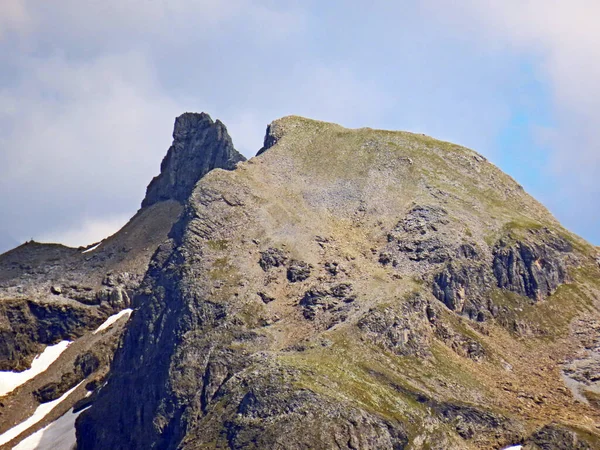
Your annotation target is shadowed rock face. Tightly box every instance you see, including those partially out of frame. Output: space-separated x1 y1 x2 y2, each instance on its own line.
0 299 104 371
493 232 572 301
141 112 246 208
525 424 592 449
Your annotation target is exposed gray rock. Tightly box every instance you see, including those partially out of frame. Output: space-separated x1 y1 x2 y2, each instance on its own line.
381 205 454 269
286 260 311 282
324 261 339 275
525 424 592 449
432 262 490 320
258 248 287 271
493 233 571 301
224 379 409 450
434 401 521 442
358 293 432 357
141 112 246 208
299 283 356 324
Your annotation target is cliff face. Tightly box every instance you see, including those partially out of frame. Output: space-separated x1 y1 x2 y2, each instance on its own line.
142 112 246 208
0 113 245 449
76 117 600 449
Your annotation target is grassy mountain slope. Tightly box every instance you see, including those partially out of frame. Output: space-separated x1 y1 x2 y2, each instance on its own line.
78 116 600 449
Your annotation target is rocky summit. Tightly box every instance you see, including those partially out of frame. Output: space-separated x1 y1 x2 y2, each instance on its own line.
1 113 600 450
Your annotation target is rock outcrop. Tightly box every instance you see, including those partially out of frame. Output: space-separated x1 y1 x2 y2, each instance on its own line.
492 229 572 301
141 112 246 208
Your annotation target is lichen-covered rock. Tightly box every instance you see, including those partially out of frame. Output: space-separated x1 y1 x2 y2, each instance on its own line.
358 293 432 357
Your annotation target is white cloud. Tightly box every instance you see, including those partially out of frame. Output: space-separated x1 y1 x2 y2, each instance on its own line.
421 0 600 237
0 51 185 243
8 0 304 50
0 0 31 38
36 214 131 248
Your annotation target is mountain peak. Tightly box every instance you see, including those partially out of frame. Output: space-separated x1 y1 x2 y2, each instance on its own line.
3 114 600 450
141 112 246 208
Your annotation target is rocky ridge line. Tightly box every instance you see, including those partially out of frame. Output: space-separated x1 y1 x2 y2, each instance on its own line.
142 112 246 208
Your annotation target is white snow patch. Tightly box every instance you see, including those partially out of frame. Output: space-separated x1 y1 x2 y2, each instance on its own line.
0 381 83 446
0 341 71 396
13 406 89 450
503 446 523 450
93 308 132 334
81 242 101 254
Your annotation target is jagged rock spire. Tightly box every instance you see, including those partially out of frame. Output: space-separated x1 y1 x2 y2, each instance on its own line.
141 112 246 208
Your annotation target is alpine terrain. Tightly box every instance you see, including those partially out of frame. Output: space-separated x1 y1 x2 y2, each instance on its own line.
1 112 599 449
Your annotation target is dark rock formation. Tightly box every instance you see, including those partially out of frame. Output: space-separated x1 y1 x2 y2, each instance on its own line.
493 232 572 301
432 262 490 320
33 371 80 403
286 260 311 282
0 300 104 371
257 291 276 304
525 424 593 449
358 293 432 357
430 227 574 323
255 123 281 157
299 283 356 324
141 112 246 208
258 248 287 271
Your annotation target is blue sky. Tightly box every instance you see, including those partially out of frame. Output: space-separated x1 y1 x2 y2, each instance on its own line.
0 1 599 251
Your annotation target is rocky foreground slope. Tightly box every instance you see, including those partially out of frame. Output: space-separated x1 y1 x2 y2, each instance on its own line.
1 112 600 449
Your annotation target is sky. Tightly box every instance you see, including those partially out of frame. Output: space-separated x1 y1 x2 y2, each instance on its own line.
0 0 599 253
